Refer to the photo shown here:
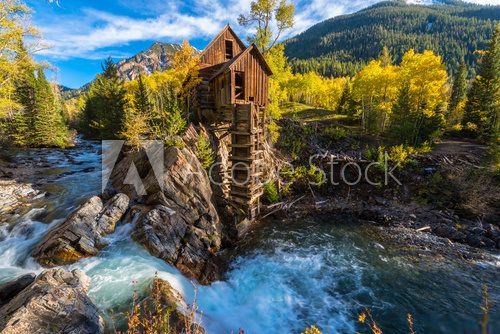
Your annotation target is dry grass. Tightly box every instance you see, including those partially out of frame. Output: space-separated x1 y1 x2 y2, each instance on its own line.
116 273 203 334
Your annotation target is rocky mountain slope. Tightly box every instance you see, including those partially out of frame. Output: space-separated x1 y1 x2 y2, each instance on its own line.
116 42 184 81
62 42 187 98
284 0 500 76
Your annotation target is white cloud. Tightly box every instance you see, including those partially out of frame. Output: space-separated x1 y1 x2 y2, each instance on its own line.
39 8 223 59
467 0 500 4
36 0 500 60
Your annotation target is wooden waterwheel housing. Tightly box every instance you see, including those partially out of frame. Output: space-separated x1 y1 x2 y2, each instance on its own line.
192 25 272 220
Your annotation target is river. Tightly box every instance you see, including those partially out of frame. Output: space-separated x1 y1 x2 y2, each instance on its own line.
0 140 498 333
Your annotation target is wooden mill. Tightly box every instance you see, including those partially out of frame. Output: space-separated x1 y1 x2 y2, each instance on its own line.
194 25 272 220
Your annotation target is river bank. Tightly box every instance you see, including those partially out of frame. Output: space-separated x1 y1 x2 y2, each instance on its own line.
273 118 500 259
262 195 499 263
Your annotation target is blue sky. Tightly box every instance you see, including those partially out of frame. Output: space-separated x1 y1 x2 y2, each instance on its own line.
27 0 500 88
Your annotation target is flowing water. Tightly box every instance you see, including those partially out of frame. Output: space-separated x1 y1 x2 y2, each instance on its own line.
0 140 498 334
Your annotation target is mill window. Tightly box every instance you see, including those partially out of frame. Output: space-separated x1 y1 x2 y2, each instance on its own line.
234 71 245 100
225 40 233 60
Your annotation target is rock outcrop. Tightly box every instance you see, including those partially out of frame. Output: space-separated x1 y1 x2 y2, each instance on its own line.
0 269 104 334
0 273 35 307
0 180 42 223
32 193 129 266
109 126 222 284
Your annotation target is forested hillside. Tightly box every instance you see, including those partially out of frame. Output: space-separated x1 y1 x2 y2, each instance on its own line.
0 1 72 148
284 0 499 77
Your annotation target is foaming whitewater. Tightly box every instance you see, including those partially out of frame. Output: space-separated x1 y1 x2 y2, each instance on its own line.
1 140 499 334
0 210 47 281
196 230 373 333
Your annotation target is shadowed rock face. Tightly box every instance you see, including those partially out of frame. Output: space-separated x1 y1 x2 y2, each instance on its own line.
110 126 223 284
32 193 130 266
0 273 35 307
0 269 104 334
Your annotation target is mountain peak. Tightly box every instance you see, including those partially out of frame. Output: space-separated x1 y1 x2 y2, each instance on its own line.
116 42 183 81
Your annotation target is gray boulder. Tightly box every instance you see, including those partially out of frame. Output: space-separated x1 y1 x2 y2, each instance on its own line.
0 269 104 334
32 193 129 266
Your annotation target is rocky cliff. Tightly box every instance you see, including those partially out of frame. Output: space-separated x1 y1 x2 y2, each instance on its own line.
109 125 223 284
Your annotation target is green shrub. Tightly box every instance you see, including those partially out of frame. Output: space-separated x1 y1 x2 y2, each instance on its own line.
307 165 327 185
388 144 410 167
196 135 215 170
363 145 385 165
263 182 280 204
280 164 326 194
165 137 184 149
323 126 348 141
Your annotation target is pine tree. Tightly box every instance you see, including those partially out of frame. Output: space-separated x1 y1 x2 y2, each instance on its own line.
336 79 352 115
13 42 37 127
134 74 152 115
388 84 414 144
449 60 468 113
33 68 53 146
9 111 29 146
82 57 126 139
32 68 69 147
447 60 468 127
8 42 37 146
462 25 500 141
449 60 467 110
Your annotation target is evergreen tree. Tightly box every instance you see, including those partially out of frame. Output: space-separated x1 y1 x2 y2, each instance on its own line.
285 1 497 77
449 61 468 113
134 74 152 115
33 68 69 147
13 42 37 127
462 25 500 141
388 84 414 144
82 57 126 139
10 111 29 146
8 42 36 146
336 80 352 115
447 60 468 126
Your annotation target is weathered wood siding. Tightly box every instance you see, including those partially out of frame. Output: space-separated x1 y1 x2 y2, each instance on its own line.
230 48 269 107
200 28 245 66
213 71 231 109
